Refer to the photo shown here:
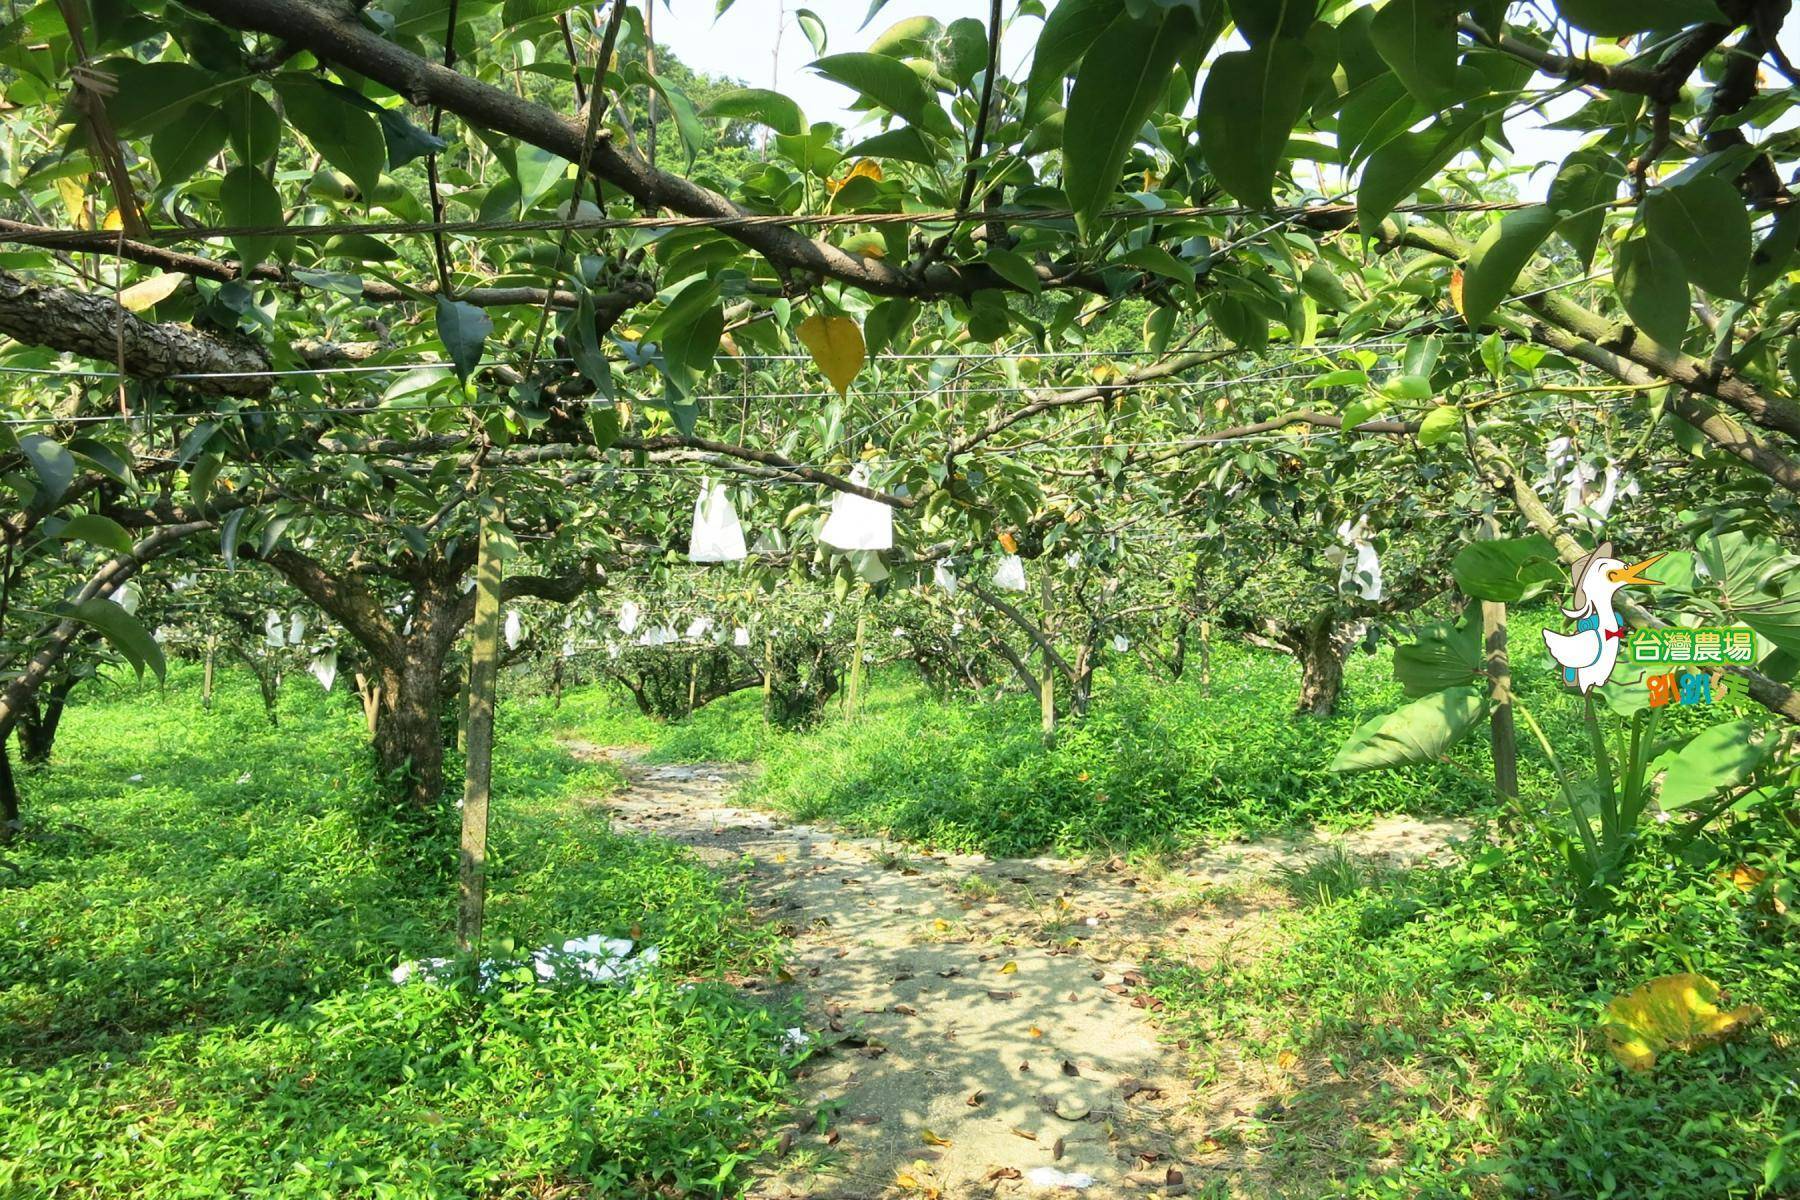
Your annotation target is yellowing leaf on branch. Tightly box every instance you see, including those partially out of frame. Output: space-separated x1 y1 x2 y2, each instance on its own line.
1600 973 1762 1073
1449 267 1465 318
55 176 87 228
796 314 864 397
997 531 1017 553
838 231 887 260
118 272 188 312
828 157 883 195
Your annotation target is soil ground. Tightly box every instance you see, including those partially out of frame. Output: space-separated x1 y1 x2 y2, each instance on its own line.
573 746 1466 1199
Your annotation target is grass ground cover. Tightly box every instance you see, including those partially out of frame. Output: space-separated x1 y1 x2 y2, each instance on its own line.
0 668 795 1198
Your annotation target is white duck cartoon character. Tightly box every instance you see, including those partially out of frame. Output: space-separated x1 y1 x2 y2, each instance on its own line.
1542 541 1664 693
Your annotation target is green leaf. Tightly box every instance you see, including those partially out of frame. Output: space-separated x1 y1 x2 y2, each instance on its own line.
512 144 569 214
48 512 133 555
274 77 387 201
1655 719 1767 810
703 88 806 136
983 248 1042 294
795 7 828 56
1451 534 1563 602
811 53 947 135
58 597 166 681
1555 0 1727 36
1416 404 1463 445
650 73 708 167
434 297 492 383
150 103 228 188
1368 0 1458 104
1025 0 1119 114
19 433 73 512
1460 204 1558 327
103 61 216 134
225 89 282 167
1118 244 1196 291
500 0 563 29
844 126 939 165
1748 203 1800 297
1329 685 1487 774
217 165 285 270
1229 0 1316 44
1615 234 1690 348
1393 617 1483 697
1197 38 1310 211
1643 175 1751 299
1357 107 1485 234
867 15 941 57
1065 6 1200 234
1547 149 1624 270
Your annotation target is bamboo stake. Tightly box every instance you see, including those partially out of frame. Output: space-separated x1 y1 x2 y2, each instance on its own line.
1040 572 1057 746
1480 516 1519 797
848 612 868 712
762 634 774 722
456 501 503 955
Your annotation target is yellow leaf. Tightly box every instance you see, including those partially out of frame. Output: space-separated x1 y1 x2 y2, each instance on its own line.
118 273 188 312
999 960 1017 975
839 231 887 259
1449 267 1465 318
1275 1049 1297 1069
997 531 1017 553
1718 864 1766 892
55 176 87 228
932 918 951 932
102 207 123 231
920 1128 952 1147
796 314 864 397
1028 1024 1044 1038
828 157 884 194
1600 973 1763 1073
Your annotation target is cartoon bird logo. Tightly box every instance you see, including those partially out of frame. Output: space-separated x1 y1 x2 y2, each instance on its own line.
1542 541 1664 693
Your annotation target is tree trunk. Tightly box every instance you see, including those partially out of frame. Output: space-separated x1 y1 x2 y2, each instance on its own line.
0 742 17 843
372 651 451 809
18 675 76 765
1294 613 1348 717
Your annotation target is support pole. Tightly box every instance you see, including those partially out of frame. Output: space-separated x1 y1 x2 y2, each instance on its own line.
1040 573 1057 746
687 656 699 714
1480 517 1519 798
1199 619 1213 693
848 611 868 712
762 634 774 723
202 635 215 710
457 502 503 955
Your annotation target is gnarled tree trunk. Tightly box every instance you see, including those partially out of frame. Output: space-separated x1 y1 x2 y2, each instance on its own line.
1290 612 1354 717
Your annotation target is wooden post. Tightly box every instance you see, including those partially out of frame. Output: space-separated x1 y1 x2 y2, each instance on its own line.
848 612 868 712
1040 572 1057 746
201 635 215 710
687 656 699 714
1199 619 1213 693
762 634 774 723
457 503 504 955
1480 517 1519 798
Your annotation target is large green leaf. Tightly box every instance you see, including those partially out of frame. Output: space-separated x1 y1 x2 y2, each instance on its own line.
1065 6 1201 234
1615 234 1690 348
1643 175 1751 299
1547 149 1624 270
19 433 73 512
150 103 229 189
1451 534 1563 602
1024 0 1120 115
1654 719 1768 811
1696 528 1800 655
812 52 950 137
703 88 806 136
1357 106 1486 234
47 512 134 555
1460 204 1558 327
274 77 387 201
217 165 286 270
1197 38 1312 211
1368 0 1458 104
1394 618 1483 697
434 297 492 383
57 597 166 681
1555 0 1727 35
1329 685 1487 774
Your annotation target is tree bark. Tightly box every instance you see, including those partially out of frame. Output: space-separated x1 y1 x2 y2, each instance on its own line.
0 743 17 843
18 675 78 765
1293 613 1349 717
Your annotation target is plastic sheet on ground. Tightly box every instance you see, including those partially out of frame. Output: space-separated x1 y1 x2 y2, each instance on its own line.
391 934 659 989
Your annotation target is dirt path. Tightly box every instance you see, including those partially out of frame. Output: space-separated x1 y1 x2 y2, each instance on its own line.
579 748 1464 1199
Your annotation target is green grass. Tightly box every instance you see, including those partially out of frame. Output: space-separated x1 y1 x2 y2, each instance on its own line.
1151 821 1800 1198
0 667 795 1198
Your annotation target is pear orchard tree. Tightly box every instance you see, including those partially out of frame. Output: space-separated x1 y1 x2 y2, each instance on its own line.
0 0 1796 846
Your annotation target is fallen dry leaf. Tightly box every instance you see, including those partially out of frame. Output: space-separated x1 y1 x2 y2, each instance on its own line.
1061 1059 1080 1077
1010 1126 1037 1141
966 1091 986 1108
988 989 1017 1001
1052 1135 1066 1161
999 961 1018 975
986 1167 1023 1181
921 1129 952 1147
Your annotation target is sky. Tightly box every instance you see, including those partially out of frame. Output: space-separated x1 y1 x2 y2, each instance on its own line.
650 1 1797 203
